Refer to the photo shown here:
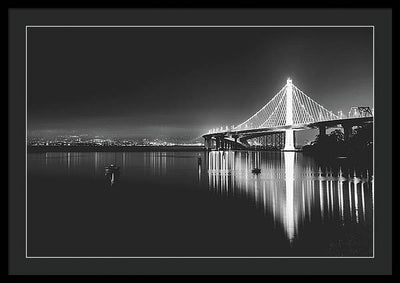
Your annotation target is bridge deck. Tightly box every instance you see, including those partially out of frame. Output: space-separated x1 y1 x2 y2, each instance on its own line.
203 116 373 138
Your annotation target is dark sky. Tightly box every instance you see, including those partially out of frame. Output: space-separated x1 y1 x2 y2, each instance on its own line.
27 27 373 140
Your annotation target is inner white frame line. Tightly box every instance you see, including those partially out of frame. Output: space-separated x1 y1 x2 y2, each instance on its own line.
25 25 375 259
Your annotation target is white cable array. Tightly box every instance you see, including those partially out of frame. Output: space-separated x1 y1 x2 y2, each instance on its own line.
275 96 287 127
292 84 339 122
261 89 287 128
233 84 287 131
292 87 315 124
230 81 339 131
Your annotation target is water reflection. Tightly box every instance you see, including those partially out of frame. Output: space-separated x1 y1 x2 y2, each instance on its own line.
148 152 168 176
207 151 373 243
104 166 121 186
28 151 373 256
105 171 119 186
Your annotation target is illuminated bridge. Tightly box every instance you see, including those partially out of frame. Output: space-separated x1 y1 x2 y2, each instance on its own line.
202 78 373 151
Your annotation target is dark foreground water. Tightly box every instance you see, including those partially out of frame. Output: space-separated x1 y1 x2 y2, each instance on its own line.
28 151 373 257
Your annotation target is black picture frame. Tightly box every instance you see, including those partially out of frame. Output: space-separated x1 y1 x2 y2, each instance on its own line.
8 6 392 275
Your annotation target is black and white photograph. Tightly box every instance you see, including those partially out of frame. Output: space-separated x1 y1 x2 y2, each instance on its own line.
8 7 392 276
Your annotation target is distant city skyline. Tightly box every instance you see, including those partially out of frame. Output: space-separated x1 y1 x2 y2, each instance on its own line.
27 27 373 143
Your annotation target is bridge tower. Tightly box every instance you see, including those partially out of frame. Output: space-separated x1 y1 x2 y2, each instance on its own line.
284 78 296 151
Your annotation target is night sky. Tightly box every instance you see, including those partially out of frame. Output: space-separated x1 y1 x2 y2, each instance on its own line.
27 27 373 141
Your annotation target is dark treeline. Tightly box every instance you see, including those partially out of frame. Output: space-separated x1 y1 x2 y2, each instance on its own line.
302 123 373 164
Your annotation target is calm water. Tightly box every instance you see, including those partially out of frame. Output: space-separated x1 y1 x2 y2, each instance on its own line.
28 151 373 257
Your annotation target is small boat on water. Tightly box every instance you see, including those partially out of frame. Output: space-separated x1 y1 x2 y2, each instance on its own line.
105 164 120 174
252 168 261 174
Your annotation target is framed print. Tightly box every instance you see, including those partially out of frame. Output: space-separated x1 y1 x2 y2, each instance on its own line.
8 6 392 275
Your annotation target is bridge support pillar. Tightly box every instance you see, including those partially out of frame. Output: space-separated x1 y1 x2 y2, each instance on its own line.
204 137 212 150
232 135 239 150
220 138 225 150
319 126 327 137
283 129 296 151
343 124 353 142
216 137 221 150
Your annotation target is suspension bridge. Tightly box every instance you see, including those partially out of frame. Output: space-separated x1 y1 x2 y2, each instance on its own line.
202 78 373 151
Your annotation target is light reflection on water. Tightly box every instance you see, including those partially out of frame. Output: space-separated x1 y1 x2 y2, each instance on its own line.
33 151 374 240
206 151 373 243
28 150 373 256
